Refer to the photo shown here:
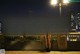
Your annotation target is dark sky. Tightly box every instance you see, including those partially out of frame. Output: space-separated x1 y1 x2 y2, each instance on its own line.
0 0 47 15
0 0 80 17
0 0 80 34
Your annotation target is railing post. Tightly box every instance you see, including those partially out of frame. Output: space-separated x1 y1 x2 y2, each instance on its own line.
45 33 51 52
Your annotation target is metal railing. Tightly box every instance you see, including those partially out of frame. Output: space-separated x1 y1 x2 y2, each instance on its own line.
1 33 80 51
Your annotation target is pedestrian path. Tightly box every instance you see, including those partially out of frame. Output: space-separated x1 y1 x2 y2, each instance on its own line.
6 51 80 54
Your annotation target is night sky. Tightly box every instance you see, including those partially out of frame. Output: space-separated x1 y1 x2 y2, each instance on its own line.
0 0 80 34
0 0 80 17
0 0 48 16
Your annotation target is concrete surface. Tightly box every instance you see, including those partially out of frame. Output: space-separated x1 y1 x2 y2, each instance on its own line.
6 51 80 54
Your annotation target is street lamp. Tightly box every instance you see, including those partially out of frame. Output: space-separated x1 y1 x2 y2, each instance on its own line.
50 0 70 15
50 0 58 6
63 0 70 5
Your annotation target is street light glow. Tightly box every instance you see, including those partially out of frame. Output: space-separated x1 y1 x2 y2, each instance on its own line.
63 0 70 4
50 0 69 15
50 0 58 5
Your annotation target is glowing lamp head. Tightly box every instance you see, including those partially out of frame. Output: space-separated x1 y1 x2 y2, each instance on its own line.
63 0 70 4
50 0 58 6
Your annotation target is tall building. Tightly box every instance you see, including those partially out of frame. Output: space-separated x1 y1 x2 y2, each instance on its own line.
70 11 80 32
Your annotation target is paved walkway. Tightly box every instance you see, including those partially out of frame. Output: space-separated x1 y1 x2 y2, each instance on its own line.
6 51 80 54
5 40 44 50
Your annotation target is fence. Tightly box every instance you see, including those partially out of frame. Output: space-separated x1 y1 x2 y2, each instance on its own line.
0 33 80 51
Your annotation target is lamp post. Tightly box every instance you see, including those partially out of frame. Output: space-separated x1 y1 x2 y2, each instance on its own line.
50 0 70 16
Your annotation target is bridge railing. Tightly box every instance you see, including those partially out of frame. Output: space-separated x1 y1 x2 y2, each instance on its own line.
1 33 80 51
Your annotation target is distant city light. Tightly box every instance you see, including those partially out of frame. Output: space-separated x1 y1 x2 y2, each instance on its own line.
63 0 70 4
50 0 58 5
78 13 80 14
